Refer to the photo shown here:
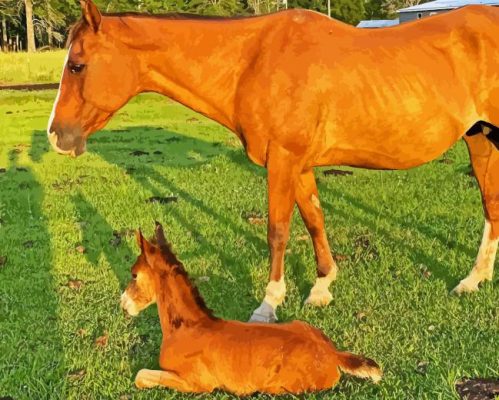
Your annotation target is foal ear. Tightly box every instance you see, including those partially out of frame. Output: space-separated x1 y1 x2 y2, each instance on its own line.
135 229 144 251
155 221 168 248
80 0 101 33
154 221 179 265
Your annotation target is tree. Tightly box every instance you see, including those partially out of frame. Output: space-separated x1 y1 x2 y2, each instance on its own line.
138 0 187 13
365 0 389 19
24 0 35 51
382 0 431 17
287 0 365 24
186 0 244 15
330 0 364 24
0 0 18 50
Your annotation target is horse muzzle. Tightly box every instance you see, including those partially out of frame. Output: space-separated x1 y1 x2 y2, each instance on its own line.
47 130 87 157
120 292 140 316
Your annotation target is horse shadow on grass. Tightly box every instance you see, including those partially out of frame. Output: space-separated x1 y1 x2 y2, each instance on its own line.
31 127 272 321
0 149 65 398
30 127 477 306
319 179 477 290
69 191 168 378
86 128 475 295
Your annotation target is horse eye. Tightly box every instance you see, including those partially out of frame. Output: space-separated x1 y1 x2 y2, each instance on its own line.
69 63 85 74
132 273 137 280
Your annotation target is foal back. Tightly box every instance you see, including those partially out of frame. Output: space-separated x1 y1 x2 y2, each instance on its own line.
160 319 380 395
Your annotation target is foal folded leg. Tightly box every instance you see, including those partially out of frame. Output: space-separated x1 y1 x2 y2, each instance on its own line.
250 143 301 322
454 133 499 294
135 369 198 392
295 169 337 306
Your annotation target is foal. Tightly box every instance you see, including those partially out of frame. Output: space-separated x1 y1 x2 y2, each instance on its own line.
121 222 381 395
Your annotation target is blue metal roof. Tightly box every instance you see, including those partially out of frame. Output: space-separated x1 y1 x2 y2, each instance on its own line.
398 0 499 13
356 19 400 28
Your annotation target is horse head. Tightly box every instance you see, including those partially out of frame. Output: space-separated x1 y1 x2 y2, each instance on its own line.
47 0 141 156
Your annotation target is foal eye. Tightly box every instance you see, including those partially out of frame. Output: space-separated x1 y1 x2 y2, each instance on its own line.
132 273 137 280
69 63 85 74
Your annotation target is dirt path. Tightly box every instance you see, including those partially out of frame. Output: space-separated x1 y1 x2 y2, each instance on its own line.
0 83 58 91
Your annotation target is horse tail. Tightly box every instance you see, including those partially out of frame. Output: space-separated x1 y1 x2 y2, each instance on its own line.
335 351 382 383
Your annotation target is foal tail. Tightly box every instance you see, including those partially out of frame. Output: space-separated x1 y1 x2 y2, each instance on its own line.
336 351 383 383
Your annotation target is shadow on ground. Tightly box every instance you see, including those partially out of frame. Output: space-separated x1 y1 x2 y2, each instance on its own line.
0 148 65 398
30 127 479 302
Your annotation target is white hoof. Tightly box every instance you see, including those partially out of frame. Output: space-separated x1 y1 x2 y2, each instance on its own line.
452 277 480 295
305 288 333 306
305 272 335 306
249 301 277 323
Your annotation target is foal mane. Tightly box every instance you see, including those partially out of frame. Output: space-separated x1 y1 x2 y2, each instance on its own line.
156 239 217 320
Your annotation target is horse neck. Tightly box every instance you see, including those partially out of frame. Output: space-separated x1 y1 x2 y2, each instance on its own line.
156 267 214 336
113 15 271 131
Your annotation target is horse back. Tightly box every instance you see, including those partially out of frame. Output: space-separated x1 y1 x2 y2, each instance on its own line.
236 6 499 170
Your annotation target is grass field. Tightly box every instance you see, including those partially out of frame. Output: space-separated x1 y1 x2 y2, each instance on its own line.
0 88 498 400
0 51 67 85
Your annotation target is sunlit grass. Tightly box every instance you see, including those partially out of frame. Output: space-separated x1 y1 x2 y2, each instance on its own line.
0 90 498 399
0 50 66 85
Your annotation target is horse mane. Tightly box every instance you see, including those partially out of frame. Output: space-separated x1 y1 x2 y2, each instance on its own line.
156 240 218 320
65 11 273 47
104 12 253 20
66 19 85 47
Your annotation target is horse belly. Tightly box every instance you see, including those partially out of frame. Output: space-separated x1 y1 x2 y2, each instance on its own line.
314 106 471 170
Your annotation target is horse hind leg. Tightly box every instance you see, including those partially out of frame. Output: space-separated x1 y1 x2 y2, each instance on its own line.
454 131 499 293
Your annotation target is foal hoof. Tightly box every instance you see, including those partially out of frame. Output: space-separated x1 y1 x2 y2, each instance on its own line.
305 289 333 307
135 369 159 389
249 301 277 323
452 277 479 295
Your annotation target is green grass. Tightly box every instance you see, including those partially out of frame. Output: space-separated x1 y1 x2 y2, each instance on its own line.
0 51 67 85
0 90 498 400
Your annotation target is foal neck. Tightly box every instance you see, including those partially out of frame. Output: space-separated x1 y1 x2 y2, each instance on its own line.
156 263 216 336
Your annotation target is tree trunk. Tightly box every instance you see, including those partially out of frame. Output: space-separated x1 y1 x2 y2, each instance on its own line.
46 0 53 47
47 24 53 47
25 0 36 52
1 18 7 52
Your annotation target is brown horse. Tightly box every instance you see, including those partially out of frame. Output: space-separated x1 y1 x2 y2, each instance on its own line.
120 222 382 394
49 0 499 322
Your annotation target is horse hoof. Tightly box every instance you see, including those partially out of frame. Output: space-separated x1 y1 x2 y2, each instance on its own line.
452 278 479 295
249 301 277 323
305 290 333 306
249 313 277 323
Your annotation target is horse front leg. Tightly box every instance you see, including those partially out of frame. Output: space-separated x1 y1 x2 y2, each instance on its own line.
296 169 337 306
249 143 301 323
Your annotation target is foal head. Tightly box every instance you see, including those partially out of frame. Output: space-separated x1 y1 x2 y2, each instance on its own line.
47 0 141 156
120 223 180 316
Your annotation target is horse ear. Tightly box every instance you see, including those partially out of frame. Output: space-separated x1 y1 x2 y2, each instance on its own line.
155 221 168 248
135 229 144 251
80 0 101 33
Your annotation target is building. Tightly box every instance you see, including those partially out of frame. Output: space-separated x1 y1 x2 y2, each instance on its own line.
356 19 400 28
357 0 499 28
398 0 499 23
